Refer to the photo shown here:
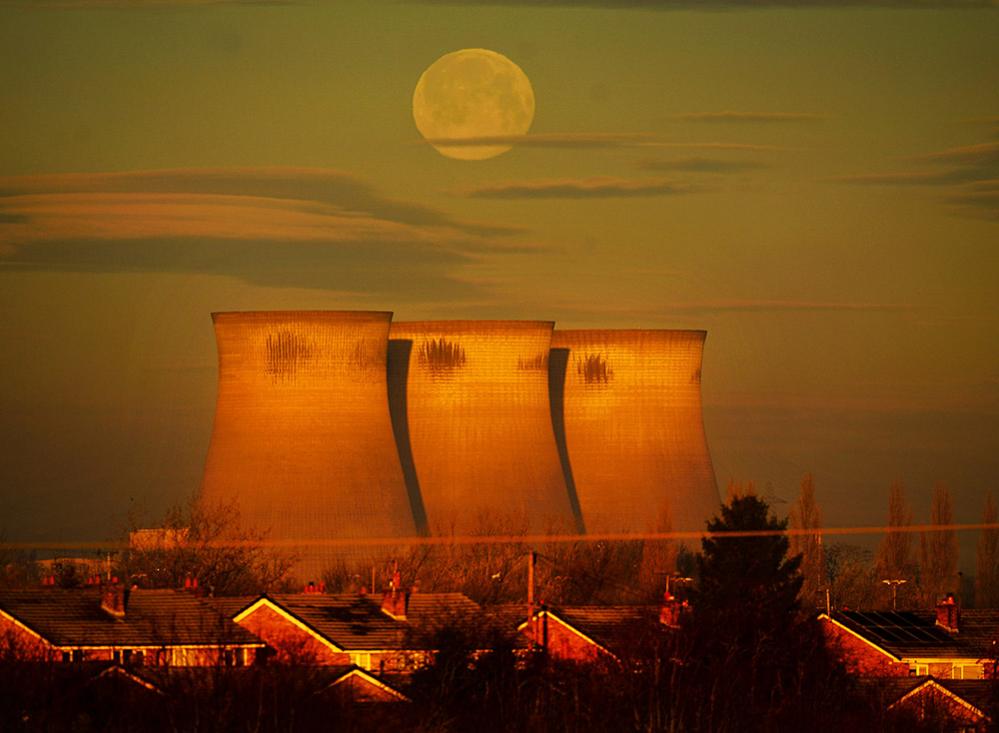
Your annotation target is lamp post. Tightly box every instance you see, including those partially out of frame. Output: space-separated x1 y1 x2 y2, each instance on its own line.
881 578 907 611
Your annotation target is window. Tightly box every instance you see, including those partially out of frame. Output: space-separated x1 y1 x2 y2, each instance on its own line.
61 651 70 663
349 652 371 669
122 649 132 665
71 649 83 663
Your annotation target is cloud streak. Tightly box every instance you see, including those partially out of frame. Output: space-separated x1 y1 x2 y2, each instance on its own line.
672 112 823 123
639 156 769 173
422 132 790 153
417 0 996 8
460 176 697 199
1 0 293 7
0 167 532 295
832 140 999 219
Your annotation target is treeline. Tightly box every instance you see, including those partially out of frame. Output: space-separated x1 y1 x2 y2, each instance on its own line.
2 478 996 614
779 476 998 612
4 494 988 732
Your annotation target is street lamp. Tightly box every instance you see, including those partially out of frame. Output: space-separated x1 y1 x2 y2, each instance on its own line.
881 578 907 611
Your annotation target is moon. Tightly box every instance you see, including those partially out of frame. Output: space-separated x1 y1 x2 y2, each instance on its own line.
413 48 535 161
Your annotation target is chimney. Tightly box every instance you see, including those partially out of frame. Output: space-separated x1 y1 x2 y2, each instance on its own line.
101 578 127 619
935 593 960 633
660 592 688 628
381 568 409 620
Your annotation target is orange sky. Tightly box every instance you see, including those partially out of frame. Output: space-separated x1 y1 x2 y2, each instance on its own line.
0 1 996 567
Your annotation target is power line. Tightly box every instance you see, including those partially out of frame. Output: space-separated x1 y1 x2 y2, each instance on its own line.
3 522 996 552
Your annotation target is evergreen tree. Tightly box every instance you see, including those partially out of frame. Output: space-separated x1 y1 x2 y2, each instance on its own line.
692 494 802 637
683 495 827 730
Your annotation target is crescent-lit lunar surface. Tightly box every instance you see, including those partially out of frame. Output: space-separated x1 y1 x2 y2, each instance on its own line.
413 48 535 161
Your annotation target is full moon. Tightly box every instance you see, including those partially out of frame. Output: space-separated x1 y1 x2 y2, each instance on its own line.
413 48 535 161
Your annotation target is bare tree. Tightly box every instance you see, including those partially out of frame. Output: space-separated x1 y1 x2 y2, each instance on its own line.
975 491 999 608
826 544 880 610
919 483 959 607
120 496 296 595
638 501 678 599
875 481 918 610
789 473 827 611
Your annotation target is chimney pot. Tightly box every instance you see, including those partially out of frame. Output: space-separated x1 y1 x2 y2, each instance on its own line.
935 593 961 633
660 591 687 628
101 580 127 619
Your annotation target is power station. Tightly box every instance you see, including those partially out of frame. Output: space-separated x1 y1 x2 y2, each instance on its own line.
200 312 720 576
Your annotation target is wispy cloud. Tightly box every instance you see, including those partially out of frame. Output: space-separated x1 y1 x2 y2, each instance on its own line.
832 140 999 219
416 0 995 8
0 167 532 295
422 132 791 153
460 176 697 199
672 112 823 124
0 168 520 238
425 132 654 149
657 299 913 315
639 156 769 173
829 170 977 185
1 0 293 7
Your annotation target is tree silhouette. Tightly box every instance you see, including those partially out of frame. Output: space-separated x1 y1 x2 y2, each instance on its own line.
876 481 917 609
682 495 851 730
691 494 802 639
789 473 827 612
976 491 999 608
919 483 958 606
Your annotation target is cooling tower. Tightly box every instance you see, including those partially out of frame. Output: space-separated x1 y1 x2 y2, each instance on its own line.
549 330 719 534
200 312 416 578
387 321 580 536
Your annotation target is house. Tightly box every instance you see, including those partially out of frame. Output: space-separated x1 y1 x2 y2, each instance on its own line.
819 595 999 680
216 585 480 673
865 676 992 732
514 604 668 664
0 584 265 666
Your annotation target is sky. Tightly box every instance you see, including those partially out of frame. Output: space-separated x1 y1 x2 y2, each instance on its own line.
1 0 997 570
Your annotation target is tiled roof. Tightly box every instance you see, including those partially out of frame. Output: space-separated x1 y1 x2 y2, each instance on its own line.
830 609 998 660
495 603 664 654
547 605 663 653
0 589 262 648
234 592 481 651
864 676 993 716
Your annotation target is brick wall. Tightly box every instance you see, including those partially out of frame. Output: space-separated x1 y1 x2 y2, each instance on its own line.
524 615 609 663
0 616 57 661
820 618 909 677
235 604 348 665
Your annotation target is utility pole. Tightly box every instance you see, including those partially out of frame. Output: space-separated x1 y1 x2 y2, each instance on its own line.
527 550 537 649
882 578 907 611
816 587 831 616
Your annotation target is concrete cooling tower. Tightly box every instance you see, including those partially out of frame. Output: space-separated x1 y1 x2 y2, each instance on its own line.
388 321 580 536
549 330 719 535
200 312 416 578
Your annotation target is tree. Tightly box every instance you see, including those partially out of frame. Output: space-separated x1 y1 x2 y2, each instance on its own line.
638 501 679 599
682 495 855 730
691 494 802 641
789 473 827 612
919 482 958 606
876 481 918 610
976 491 999 608
119 497 296 596
826 543 880 611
